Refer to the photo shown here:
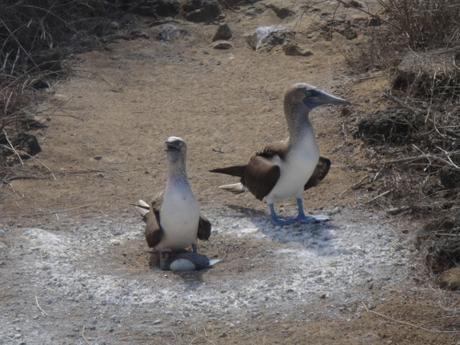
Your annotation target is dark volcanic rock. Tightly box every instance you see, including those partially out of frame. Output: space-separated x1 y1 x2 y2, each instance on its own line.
182 0 222 23
211 40 233 49
265 3 294 19
0 132 42 159
220 0 260 6
429 216 460 274
14 133 41 156
212 23 232 41
245 26 295 51
339 26 358 40
127 0 181 17
155 24 189 42
439 166 460 189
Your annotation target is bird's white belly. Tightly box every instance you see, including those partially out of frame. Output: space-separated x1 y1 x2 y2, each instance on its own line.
158 187 200 250
266 141 319 203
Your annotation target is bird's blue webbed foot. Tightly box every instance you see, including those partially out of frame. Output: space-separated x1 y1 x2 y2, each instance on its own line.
296 198 330 224
269 204 296 226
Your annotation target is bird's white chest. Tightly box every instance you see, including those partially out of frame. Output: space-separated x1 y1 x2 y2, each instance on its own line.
159 184 200 249
267 136 319 202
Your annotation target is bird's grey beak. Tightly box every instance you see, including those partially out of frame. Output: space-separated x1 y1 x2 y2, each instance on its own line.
318 90 350 106
165 141 181 152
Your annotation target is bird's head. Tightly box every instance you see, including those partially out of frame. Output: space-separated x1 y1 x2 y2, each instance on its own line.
284 83 350 114
165 136 187 163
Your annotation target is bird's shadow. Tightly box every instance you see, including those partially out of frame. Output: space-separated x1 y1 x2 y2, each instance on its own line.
223 204 341 256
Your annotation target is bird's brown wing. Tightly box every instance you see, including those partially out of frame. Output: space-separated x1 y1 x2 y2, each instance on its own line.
241 141 289 200
256 141 290 161
144 192 164 248
243 155 281 201
197 214 211 241
304 157 331 190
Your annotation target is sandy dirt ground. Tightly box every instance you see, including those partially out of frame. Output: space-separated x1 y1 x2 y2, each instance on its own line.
0 0 459 344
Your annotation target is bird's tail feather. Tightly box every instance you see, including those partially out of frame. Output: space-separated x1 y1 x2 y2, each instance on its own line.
133 199 150 217
218 183 247 194
210 165 246 178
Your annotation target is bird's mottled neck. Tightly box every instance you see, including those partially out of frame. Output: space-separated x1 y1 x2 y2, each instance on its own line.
167 155 189 186
285 104 314 145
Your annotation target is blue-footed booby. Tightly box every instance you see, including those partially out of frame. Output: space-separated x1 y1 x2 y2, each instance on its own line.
211 83 349 226
135 137 212 270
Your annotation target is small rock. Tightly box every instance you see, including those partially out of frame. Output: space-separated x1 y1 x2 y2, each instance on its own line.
211 40 233 49
182 0 222 23
155 24 189 42
339 27 358 40
329 206 341 215
245 26 294 51
212 23 232 41
343 0 363 8
110 239 121 246
438 266 460 290
368 16 382 26
153 319 162 325
109 21 120 30
265 3 294 19
282 43 313 57
0 229 6 237
11 133 41 156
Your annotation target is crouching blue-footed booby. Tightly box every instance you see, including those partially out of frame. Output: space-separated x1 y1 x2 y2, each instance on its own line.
211 83 350 226
135 137 215 271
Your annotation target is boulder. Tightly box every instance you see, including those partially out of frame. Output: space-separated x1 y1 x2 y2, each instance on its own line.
392 48 460 98
182 0 222 23
245 26 295 51
212 23 232 41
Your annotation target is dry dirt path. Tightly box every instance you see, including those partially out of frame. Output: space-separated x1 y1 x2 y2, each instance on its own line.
0 1 458 344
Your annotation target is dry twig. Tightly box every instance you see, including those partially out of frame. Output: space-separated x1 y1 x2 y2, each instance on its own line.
362 302 460 333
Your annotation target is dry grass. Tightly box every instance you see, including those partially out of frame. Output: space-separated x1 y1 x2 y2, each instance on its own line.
377 0 460 50
346 0 460 208
0 0 120 172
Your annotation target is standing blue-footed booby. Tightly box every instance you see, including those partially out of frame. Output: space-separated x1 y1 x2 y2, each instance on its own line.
135 137 211 270
210 83 350 226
